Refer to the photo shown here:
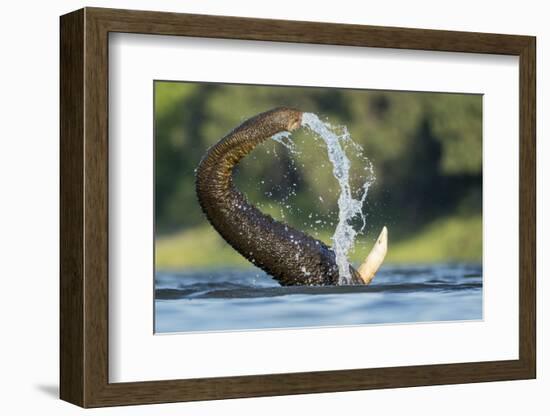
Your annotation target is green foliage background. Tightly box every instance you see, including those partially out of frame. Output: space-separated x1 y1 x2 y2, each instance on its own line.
154 81 482 268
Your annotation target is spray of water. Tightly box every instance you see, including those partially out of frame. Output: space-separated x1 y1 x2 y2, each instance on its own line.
271 113 374 285
272 131 294 150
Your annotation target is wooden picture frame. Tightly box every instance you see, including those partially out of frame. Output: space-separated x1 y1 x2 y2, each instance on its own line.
60 7 536 408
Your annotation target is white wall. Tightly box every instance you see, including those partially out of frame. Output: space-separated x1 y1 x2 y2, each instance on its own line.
0 0 545 414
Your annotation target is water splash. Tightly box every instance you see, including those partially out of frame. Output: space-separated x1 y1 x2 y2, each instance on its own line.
272 131 300 154
301 113 373 284
271 113 374 285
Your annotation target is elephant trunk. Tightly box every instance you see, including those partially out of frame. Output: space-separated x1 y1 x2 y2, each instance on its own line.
195 107 385 286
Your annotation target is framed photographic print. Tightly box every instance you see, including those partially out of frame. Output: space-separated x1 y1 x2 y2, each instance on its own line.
60 7 536 408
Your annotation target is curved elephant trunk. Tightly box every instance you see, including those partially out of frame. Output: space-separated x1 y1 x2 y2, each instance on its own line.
195 107 387 286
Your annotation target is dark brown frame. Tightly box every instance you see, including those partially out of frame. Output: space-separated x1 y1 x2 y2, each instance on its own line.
60 7 536 408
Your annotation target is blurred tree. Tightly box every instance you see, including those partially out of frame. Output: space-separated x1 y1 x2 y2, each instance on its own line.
154 81 482 243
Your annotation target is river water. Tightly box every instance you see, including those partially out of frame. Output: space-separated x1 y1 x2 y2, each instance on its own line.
155 263 482 333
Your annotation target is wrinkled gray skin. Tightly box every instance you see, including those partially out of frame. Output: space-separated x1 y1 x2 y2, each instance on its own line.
195 107 363 286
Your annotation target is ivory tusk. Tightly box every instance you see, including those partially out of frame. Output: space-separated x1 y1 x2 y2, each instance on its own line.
357 226 388 285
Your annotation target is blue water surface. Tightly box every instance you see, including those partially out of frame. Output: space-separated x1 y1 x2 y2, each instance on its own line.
155 264 482 333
